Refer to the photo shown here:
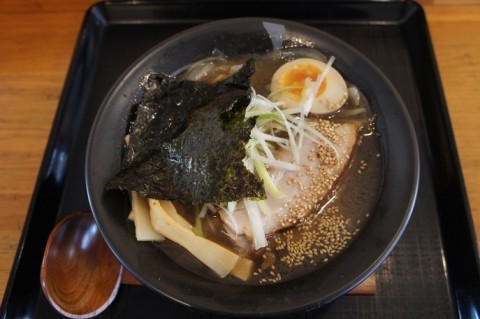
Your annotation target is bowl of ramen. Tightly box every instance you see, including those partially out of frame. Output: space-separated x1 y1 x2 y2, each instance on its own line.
85 17 419 315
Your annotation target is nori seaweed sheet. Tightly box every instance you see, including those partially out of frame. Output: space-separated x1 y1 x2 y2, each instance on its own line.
107 59 265 203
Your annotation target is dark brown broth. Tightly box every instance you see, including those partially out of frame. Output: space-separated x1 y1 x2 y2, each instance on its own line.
153 50 382 285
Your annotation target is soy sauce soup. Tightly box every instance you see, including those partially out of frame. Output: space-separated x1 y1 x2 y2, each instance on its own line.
139 47 382 285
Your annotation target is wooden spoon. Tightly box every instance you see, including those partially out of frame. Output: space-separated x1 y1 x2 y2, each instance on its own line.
40 211 123 318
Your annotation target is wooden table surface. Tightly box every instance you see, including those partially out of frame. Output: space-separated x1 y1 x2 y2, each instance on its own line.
1 0 479 304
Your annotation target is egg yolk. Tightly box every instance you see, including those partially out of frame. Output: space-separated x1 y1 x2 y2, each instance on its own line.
280 64 327 98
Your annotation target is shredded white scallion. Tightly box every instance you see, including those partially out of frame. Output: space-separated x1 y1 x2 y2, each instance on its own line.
297 56 336 150
199 204 209 219
218 205 241 236
226 56 343 250
227 201 237 214
300 56 336 116
254 154 300 172
285 113 340 158
250 128 276 160
243 199 268 249
271 103 301 164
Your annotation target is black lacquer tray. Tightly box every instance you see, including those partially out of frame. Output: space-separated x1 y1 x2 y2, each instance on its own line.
2 1 479 318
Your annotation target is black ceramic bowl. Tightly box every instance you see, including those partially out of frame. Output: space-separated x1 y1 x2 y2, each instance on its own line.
86 17 419 316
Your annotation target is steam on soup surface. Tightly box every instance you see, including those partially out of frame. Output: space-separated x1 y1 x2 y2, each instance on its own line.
107 48 382 285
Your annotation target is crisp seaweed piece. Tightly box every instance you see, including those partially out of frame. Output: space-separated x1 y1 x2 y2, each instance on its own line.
107 59 265 203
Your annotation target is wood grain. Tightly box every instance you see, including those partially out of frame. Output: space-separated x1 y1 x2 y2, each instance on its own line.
1 0 479 304
424 5 480 239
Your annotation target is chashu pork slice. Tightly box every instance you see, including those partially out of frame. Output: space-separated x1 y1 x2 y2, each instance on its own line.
220 119 358 240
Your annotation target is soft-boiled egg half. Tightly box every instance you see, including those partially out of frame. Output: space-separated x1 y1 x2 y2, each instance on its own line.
270 58 348 114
